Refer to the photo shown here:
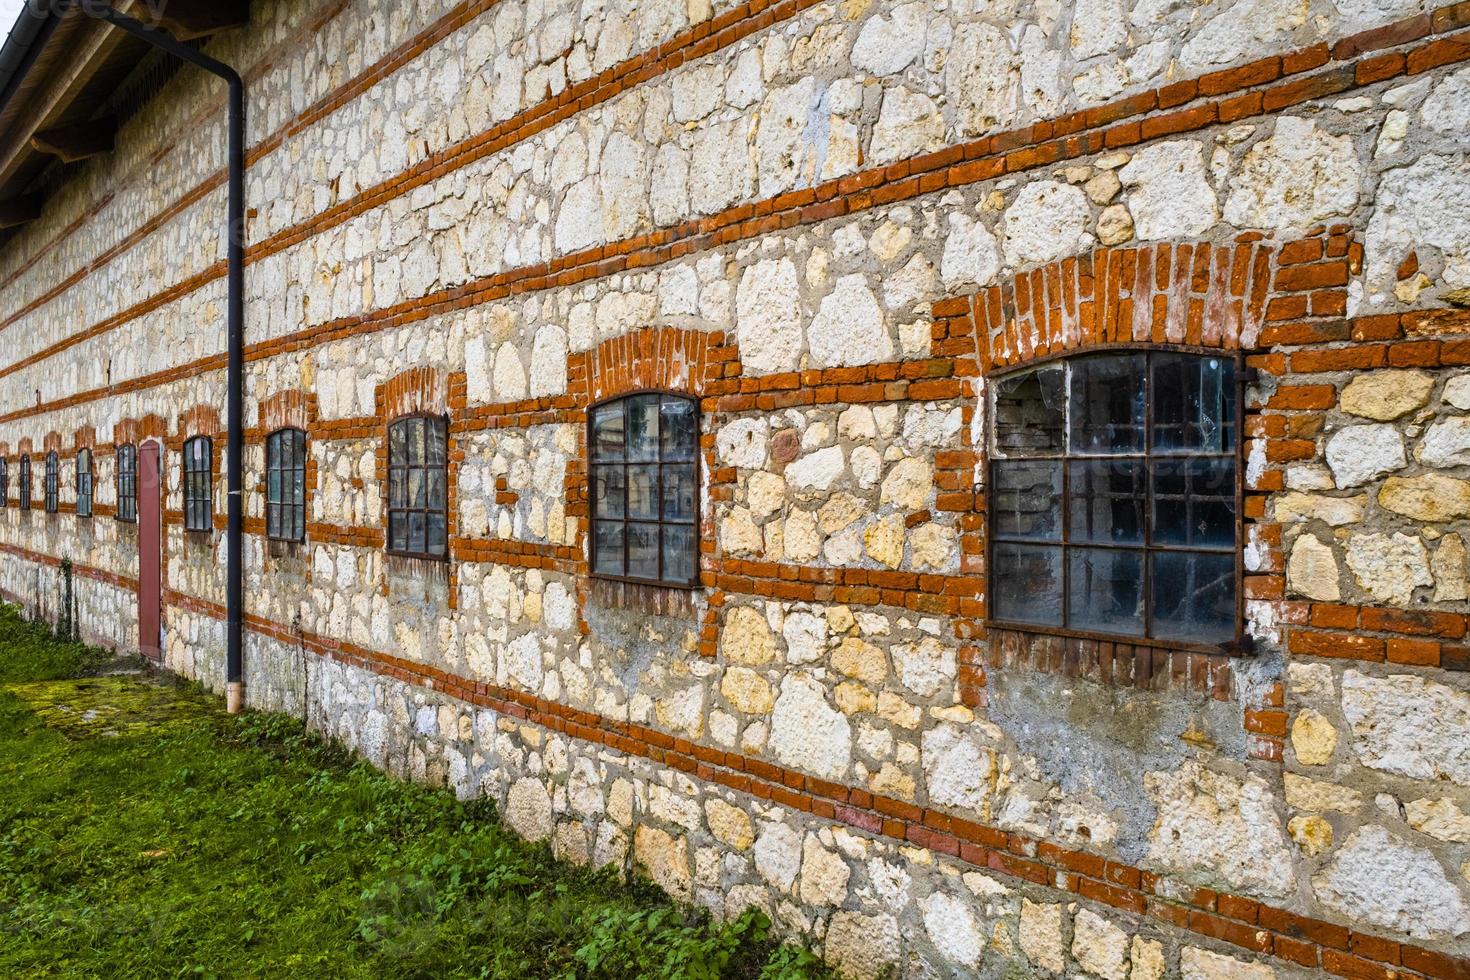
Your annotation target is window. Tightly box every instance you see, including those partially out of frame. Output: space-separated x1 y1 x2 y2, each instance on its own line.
76 449 93 518
184 437 212 532
989 351 1238 647
386 416 448 559
266 428 306 542
44 453 58 513
18 455 30 510
589 392 699 587
0 459 8 507
116 443 137 522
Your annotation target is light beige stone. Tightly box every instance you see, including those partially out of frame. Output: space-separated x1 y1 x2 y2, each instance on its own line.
1433 533 1469 602
1018 898 1065 974
909 522 957 570
1420 416 1470 468
1345 531 1434 605
784 509 822 562
1291 709 1338 766
705 799 754 850
1224 116 1361 230
1072 908 1130 980
1097 203 1135 245
1284 772 1363 813
833 636 888 686
879 456 932 511
1130 936 1165 980
1288 813 1333 856
818 492 866 534
746 471 786 519
1379 474 1470 522
1315 826 1470 939
1325 424 1406 488
834 681 875 715
824 911 901 980
799 835 851 906
721 666 775 714
1181 947 1276 980
1339 370 1434 420
863 514 905 569
923 891 983 969
505 776 555 842
1271 492 1367 526
634 825 691 902
1406 797 1470 843
1144 762 1295 897
722 606 777 665
769 674 851 779
1342 670 1470 786
1287 534 1341 601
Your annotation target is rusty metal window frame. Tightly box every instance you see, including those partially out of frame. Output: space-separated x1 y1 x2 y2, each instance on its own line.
116 443 136 522
588 390 701 589
76 448 93 518
265 427 306 542
18 455 30 510
183 436 212 532
985 345 1246 654
386 414 450 561
44 451 58 514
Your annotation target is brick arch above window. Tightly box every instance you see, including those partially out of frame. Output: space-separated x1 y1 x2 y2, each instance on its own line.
953 228 1356 376
178 404 222 441
42 431 63 454
114 414 168 446
257 389 315 434
378 366 451 421
72 425 97 452
576 326 733 406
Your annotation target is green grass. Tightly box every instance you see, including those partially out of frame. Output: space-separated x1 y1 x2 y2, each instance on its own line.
0 604 830 979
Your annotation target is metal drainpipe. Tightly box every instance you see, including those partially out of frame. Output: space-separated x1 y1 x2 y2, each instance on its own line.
73 3 247 712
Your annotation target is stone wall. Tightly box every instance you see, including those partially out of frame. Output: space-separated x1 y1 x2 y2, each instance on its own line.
2 0 1470 976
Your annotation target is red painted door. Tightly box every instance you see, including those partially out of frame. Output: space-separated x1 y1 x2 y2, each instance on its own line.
138 440 162 659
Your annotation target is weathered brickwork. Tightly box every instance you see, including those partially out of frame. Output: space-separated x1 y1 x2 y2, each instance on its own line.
3 0 1470 976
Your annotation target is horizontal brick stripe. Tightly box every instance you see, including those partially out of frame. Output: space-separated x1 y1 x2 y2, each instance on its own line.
4 5 1470 417
0 0 816 378
0 538 1457 978
0 0 357 332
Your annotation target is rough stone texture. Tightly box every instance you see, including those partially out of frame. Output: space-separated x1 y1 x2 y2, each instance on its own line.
1339 370 1435 421
1119 141 1218 241
7 0 1470 972
1224 117 1360 231
1342 671 1470 787
1324 424 1406 488
1180 946 1276 980
1314 826 1470 939
1144 762 1296 897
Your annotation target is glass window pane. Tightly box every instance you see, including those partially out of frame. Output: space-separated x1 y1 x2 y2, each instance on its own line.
1070 354 1145 454
662 525 696 584
408 420 425 465
1068 548 1145 635
268 502 280 537
268 467 280 503
427 514 447 555
991 460 1061 541
626 395 660 462
593 465 625 519
992 366 1065 457
627 464 659 520
408 469 424 508
627 523 659 579
389 511 407 550
1151 551 1235 645
1153 353 1235 454
426 420 447 465
293 467 306 508
990 543 1063 626
427 470 446 510
267 434 279 470
1152 458 1235 548
593 521 624 575
660 398 697 461
663 464 696 522
592 403 625 461
389 421 407 464
1068 460 1144 546
409 512 426 553
389 468 406 508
